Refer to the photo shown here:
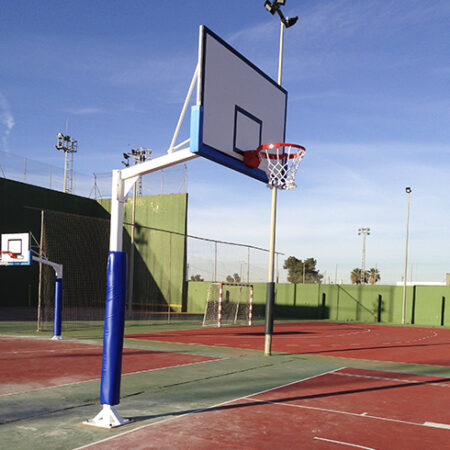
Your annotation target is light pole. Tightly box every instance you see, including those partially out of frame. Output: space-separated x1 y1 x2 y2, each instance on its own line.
402 187 412 324
358 227 370 284
263 0 298 356
122 147 152 317
55 133 78 193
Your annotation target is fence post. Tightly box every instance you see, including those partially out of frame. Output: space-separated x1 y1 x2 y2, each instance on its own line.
441 296 446 327
377 294 382 323
411 285 416 324
321 292 326 319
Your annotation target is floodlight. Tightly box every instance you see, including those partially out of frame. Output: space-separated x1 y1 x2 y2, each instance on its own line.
284 16 298 28
264 0 276 14
264 0 298 29
406 187 411 193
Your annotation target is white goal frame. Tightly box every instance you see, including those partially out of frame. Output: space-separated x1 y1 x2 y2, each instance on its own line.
203 282 254 328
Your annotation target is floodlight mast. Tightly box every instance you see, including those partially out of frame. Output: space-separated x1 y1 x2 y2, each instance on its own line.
263 0 298 357
264 0 298 28
402 187 412 324
55 132 78 193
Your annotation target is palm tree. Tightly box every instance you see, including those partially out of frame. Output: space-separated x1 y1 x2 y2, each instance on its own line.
367 267 380 285
350 268 362 284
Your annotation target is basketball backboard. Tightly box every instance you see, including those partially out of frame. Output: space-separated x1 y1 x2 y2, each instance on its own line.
190 26 287 183
0 232 32 265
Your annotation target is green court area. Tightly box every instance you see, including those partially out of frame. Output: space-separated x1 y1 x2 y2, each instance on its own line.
1 320 450 449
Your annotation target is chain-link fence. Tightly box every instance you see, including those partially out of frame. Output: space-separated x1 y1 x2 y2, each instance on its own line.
37 209 284 331
0 150 188 198
187 236 286 283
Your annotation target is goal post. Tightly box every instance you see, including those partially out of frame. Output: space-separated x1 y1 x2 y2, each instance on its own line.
203 282 253 327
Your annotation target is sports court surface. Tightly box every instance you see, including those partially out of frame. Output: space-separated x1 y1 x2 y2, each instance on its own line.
1 320 450 449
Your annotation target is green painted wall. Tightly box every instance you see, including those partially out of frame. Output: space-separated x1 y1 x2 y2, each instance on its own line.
0 178 109 313
1 179 188 318
186 281 450 327
96 194 188 312
413 286 450 326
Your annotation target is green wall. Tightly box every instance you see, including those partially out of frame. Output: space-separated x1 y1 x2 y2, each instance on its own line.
1 178 188 319
99 194 188 312
0 178 109 314
186 281 450 327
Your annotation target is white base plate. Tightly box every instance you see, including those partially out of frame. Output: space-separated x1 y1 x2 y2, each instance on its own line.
83 405 132 429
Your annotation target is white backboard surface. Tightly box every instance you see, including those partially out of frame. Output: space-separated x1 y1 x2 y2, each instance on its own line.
190 26 287 182
1 232 31 265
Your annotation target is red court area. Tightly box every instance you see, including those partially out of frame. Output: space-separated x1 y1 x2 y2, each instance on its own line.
126 322 450 366
0 337 217 395
87 367 450 449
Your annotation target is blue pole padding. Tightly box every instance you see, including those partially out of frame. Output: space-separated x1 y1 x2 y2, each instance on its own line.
53 278 63 337
100 251 127 406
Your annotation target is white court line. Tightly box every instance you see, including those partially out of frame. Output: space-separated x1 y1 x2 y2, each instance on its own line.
424 421 450 430
245 396 436 429
334 371 450 388
73 367 345 449
314 437 375 449
2 347 98 355
0 357 222 397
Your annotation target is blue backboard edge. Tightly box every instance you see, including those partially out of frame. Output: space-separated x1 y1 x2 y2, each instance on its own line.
190 106 268 184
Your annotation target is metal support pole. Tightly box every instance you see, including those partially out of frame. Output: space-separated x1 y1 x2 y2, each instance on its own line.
63 151 68 193
87 149 199 428
127 181 137 318
361 233 366 282
402 188 411 324
214 241 217 282
358 228 370 284
37 210 44 332
264 21 285 357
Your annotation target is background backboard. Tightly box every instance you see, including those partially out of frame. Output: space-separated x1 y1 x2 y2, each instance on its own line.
190 26 287 183
0 232 32 265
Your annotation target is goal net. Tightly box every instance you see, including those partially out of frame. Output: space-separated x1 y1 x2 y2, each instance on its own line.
203 282 253 327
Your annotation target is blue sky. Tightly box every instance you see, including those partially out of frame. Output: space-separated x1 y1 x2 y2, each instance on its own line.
1 0 449 284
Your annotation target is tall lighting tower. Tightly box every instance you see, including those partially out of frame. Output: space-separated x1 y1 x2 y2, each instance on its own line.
121 147 152 317
263 0 298 356
55 133 78 193
358 227 370 283
402 187 412 324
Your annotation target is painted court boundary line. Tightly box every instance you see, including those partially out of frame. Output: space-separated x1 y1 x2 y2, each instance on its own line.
0 357 223 398
335 371 450 388
314 437 375 450
2 347 102 355
74 367 345 449
245 370 450 430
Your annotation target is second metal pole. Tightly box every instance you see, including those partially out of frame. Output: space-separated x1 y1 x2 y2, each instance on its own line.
264 22 285 356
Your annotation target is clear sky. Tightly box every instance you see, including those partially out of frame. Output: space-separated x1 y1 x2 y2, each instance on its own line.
1 0 449 284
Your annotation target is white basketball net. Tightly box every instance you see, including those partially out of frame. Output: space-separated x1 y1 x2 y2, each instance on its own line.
258 143 306 190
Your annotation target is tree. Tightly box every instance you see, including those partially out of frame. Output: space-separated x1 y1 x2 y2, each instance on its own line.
350 268 362 284
226 273 241 283
350 268 371 284
367 267 380 285
283 256 323 284
190 274 204 281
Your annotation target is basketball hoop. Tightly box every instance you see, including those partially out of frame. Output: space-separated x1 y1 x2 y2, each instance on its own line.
0 251 20 259
244 143 306 190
